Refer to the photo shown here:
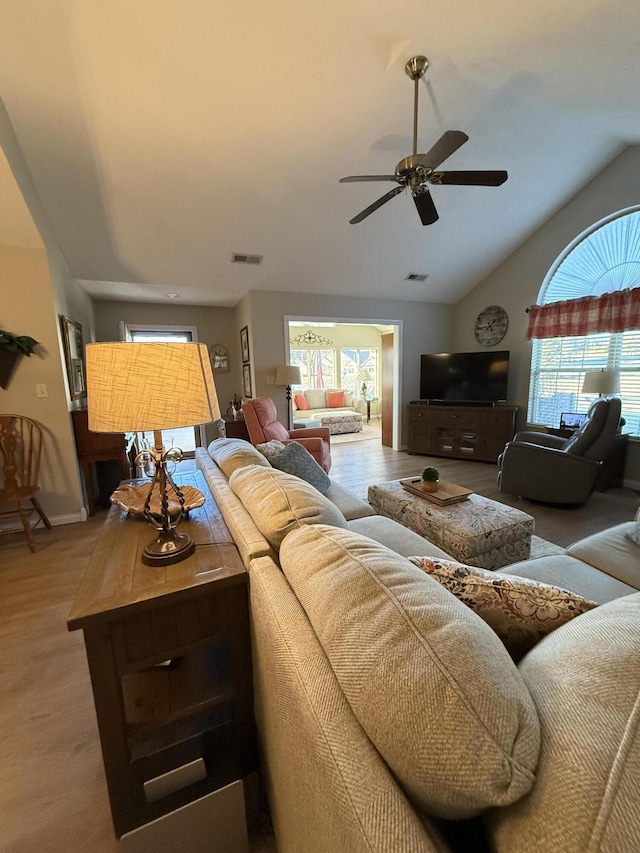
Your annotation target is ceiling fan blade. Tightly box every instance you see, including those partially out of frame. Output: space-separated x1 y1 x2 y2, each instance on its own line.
418 130 469 170
413 190 439 225
431 170 508 186
349 186 404 224
340 175 399 183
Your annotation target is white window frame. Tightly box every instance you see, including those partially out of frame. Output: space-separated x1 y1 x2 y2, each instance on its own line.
528 207 640 437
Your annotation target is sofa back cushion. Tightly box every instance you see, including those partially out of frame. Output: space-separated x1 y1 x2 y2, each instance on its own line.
304 389 327 409
279 524 540 821
229 465 347 550
489 592 640 853
207 438 271 477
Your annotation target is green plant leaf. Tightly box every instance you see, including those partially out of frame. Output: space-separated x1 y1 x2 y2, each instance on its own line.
0 330 39 356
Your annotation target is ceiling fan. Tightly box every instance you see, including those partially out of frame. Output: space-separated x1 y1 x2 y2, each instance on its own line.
340 56 508 225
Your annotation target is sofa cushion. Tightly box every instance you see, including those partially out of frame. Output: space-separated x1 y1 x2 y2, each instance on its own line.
228 465 347 550
327 390 346 408
268 441 331 494
207 437 271 477
348 515 453 560
279 524 540 820
489 592 640 853
408 556 597 661
305 389 327 409
565 521 640 588
498 553 638 605
293 392 309 410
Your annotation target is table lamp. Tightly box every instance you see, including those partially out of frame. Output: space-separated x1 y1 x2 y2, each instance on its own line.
86 342 220 566
275 364 302 430
357 368 372 399
581 369 620 397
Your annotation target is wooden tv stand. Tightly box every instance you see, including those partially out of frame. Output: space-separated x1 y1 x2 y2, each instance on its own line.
407 403 518 463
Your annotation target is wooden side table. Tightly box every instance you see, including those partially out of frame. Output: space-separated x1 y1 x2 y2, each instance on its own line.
68 470 256 837
222 418 250 440
71 409 130 515
365 398 379 422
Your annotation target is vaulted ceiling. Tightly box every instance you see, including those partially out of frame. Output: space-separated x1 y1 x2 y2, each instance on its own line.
1 0 639 307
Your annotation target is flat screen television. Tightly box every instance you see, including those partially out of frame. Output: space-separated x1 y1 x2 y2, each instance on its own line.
420 350 510 404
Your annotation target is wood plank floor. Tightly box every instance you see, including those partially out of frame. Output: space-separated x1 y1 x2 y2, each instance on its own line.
1 438 637 853
330 437 639 547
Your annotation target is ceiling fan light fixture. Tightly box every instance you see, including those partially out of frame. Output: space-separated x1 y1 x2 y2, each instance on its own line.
340 55 508 226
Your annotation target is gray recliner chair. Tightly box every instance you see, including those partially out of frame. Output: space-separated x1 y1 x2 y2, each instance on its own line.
497 396 622 505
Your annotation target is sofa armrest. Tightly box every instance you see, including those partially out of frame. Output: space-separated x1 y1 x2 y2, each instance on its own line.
566 522 640 590
282 437 323 455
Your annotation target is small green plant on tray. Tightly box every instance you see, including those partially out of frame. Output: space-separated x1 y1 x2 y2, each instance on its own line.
421 466 440 482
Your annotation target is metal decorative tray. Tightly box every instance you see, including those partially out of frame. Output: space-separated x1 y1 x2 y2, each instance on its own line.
110 483 205 516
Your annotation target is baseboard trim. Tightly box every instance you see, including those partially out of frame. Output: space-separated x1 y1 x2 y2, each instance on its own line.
47 509 88 526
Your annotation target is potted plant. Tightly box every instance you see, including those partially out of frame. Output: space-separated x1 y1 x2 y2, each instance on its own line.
0 329 40 389
420 466 440 493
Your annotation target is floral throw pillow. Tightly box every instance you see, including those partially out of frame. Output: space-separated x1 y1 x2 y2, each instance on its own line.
408 556 597 661
256 439 287 464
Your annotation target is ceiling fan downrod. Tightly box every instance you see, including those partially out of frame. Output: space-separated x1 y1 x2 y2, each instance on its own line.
405 56 429 157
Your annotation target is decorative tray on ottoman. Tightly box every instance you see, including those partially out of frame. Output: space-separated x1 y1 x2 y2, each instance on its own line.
400 477 473 506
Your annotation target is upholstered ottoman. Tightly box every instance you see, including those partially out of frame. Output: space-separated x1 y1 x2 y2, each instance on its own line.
319 412 363 435
367 479 535 570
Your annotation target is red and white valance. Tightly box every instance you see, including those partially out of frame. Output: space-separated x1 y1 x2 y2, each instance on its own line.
526 287 640 339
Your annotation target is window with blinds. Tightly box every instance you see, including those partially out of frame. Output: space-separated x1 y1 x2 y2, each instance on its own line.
528 207 640 435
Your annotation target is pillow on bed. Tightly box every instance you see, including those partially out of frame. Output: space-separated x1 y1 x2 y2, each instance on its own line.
408 556 597 661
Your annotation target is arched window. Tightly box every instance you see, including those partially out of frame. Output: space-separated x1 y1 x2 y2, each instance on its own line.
528 206 640 435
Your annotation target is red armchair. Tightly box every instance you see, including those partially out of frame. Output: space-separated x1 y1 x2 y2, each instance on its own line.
241 397 332 473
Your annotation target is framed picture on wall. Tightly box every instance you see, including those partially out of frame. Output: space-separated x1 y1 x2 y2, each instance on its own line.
243 363 253 398
240 326 250 363
60 315 86 400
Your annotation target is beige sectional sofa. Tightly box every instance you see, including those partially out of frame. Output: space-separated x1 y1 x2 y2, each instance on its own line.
196 438 640 853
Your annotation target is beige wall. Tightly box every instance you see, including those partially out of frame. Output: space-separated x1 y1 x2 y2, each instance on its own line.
245 290 453 443
453 144 640 486
93 300 241 442
0 244 85 520
2 102 95 521
91 295 451 447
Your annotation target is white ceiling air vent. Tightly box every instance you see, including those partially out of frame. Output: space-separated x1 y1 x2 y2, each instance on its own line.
405 273 429 282
231 253 263 265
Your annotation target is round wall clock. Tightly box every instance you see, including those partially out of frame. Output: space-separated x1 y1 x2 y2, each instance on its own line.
474 305 509 347
209 344 229 372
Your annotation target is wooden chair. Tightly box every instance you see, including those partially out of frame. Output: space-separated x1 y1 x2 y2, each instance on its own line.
0 414 52 551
